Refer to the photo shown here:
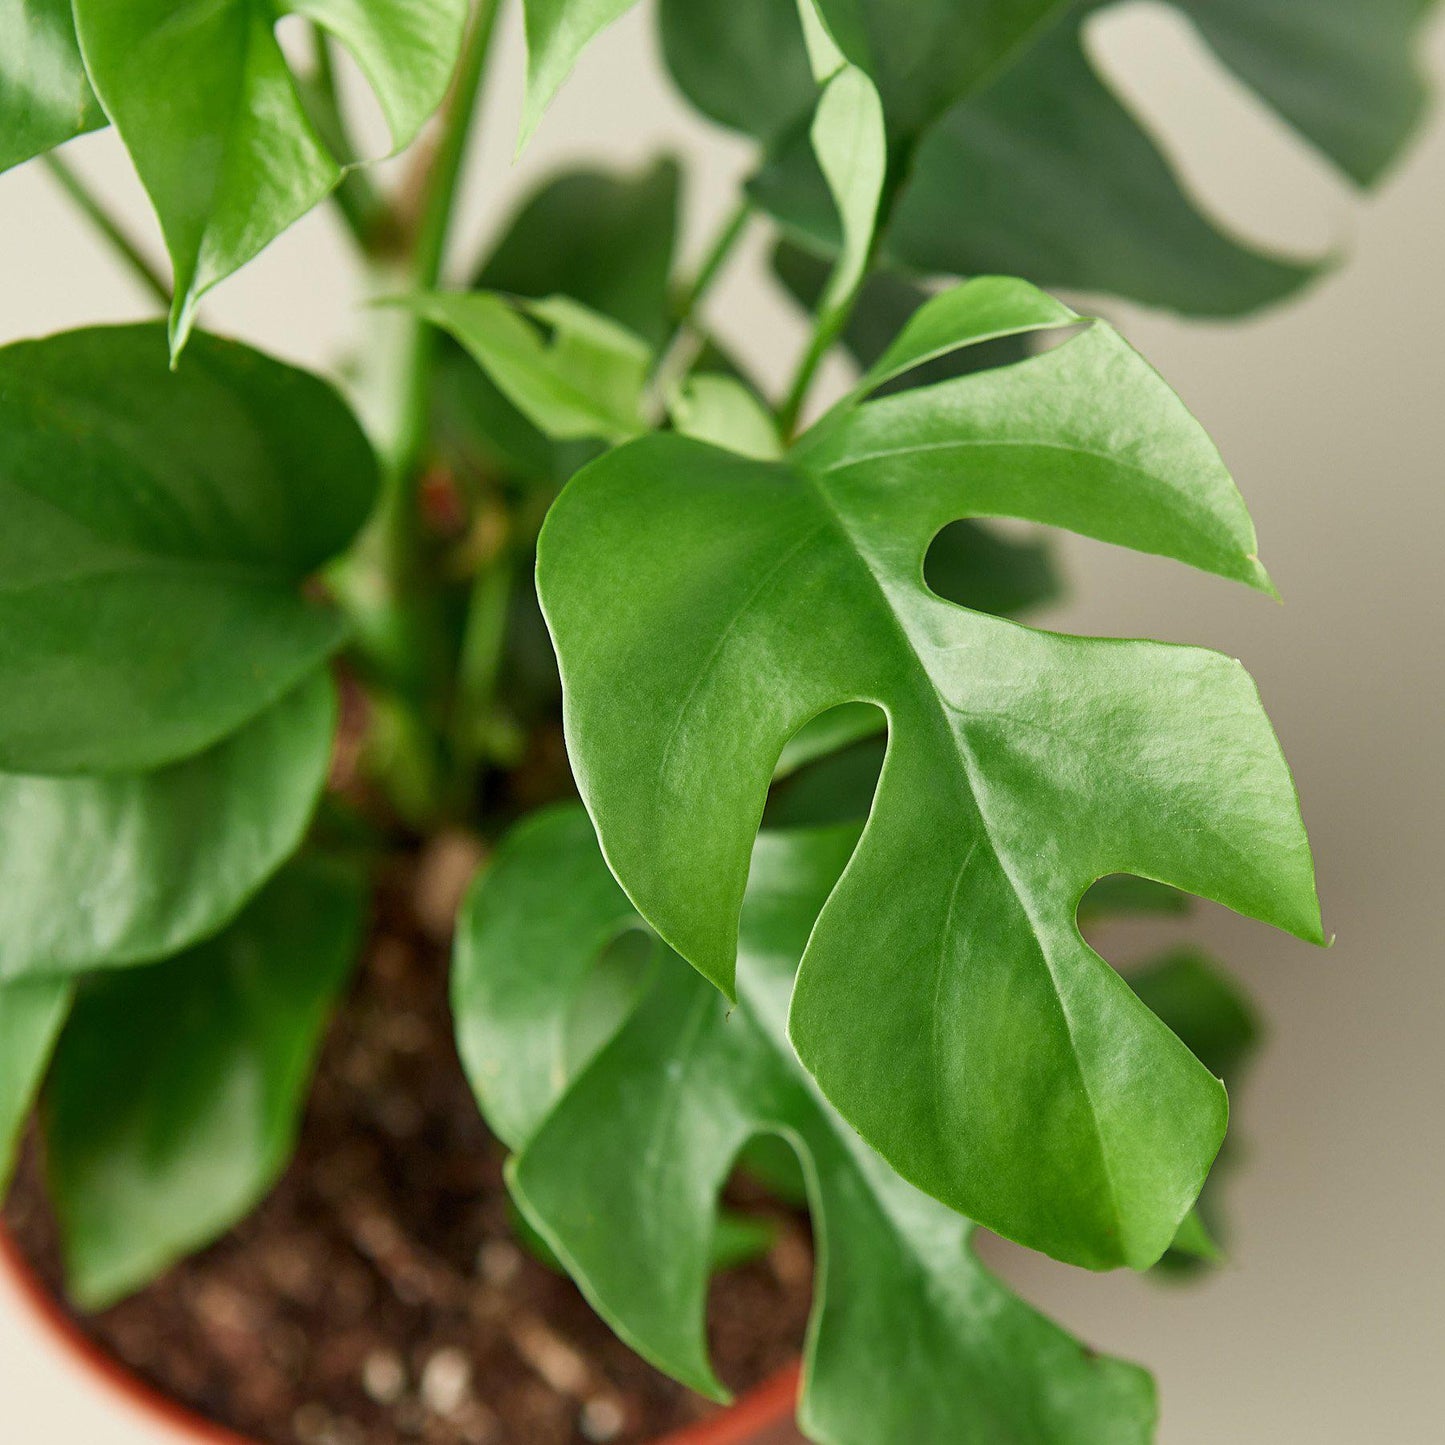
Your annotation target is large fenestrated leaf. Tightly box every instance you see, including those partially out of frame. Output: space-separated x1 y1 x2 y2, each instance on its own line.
0 0 105 173
0 672 336 982
882 10 1320 317
0 324 376 776
455 808 1157 1444
0 976 72 1194
537 276 1322 1271
69 0 468 351
44 856 366 1309
663 0 1436 316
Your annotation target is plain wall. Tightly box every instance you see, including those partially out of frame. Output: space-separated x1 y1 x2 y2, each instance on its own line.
1 5 1442 1441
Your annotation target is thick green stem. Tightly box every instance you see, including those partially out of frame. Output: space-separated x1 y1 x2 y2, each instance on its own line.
44 154 170 307
338 0 503 821
385 0 502 496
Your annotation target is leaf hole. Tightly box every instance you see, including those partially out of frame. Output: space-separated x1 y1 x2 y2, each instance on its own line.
922 520 1060 618
765 704 886 830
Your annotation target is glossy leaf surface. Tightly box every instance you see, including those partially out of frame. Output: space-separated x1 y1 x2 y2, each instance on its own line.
0 0 104 173
0 325 376 775
408 292 650 444
0 673 336 982
0 975 71 1193
455 809 1157 1442
45 857 366 1309
70 0 468 349
1130 948 1261 1270
538 280 1321 1269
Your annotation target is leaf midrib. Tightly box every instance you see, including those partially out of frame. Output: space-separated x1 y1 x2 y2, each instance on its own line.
793 457 1124 1228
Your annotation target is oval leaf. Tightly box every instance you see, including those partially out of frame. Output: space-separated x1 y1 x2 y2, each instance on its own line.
0 324 376 775
44 856 366 1310
0 671 337 982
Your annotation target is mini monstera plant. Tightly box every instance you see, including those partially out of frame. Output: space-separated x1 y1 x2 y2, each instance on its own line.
0 1 1433 1441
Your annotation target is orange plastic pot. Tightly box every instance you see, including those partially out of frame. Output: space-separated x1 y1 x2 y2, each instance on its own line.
0 1228 802 1445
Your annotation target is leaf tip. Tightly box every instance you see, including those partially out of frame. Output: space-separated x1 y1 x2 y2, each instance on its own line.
1243 554 1279 600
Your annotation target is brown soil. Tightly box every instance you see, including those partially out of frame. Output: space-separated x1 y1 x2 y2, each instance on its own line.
3 850 812 1445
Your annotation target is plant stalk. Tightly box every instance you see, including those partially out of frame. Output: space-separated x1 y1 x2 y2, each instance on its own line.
43 154 170 307
338 0 503 820
649 198 754 400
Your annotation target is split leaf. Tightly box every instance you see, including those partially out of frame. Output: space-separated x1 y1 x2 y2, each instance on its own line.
537 279 1322 1269
45 856 366 1310
0 325 376 776
664 0 1435 316
0 672 337 982
455 809 1158 1443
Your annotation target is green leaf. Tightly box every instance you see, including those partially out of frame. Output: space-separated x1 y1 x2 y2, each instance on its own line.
0 975 72 1194
660 0 1067 145
0 0 105 173
658 0 815 141
475 159 681 348
668 375 781 461
520 0 639 144
673 0 1433 316
432 159 681 488
1171 0 1434 187
0 324 376 776
44 856 366 1310
70 0 468 352
1130 949 1262 1272
537 282 1322 1270
805 64 887 342
454 807 657 1151
457 809 1157 1441
883 14 1321 317
407 292 651 445
0 672 336 982
809 0 1068 139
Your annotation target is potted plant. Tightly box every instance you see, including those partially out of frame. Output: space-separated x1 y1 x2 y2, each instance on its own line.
0 1 1433 1442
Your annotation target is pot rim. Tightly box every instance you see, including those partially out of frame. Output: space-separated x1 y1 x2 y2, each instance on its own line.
0 1225 801 1445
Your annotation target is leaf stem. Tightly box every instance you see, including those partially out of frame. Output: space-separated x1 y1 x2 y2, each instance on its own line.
777 321 835 440
43 154 170 308
649 198 754 395
679 197 753 322
337 0 502 821
389 0 502 484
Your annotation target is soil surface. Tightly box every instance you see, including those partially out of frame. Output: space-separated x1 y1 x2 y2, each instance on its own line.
4 850 812 1445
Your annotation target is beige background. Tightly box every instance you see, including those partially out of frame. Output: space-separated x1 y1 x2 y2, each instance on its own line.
2 3 1442 1441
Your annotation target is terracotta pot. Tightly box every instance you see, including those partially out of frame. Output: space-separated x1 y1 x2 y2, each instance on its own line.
0 1228 802 1445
